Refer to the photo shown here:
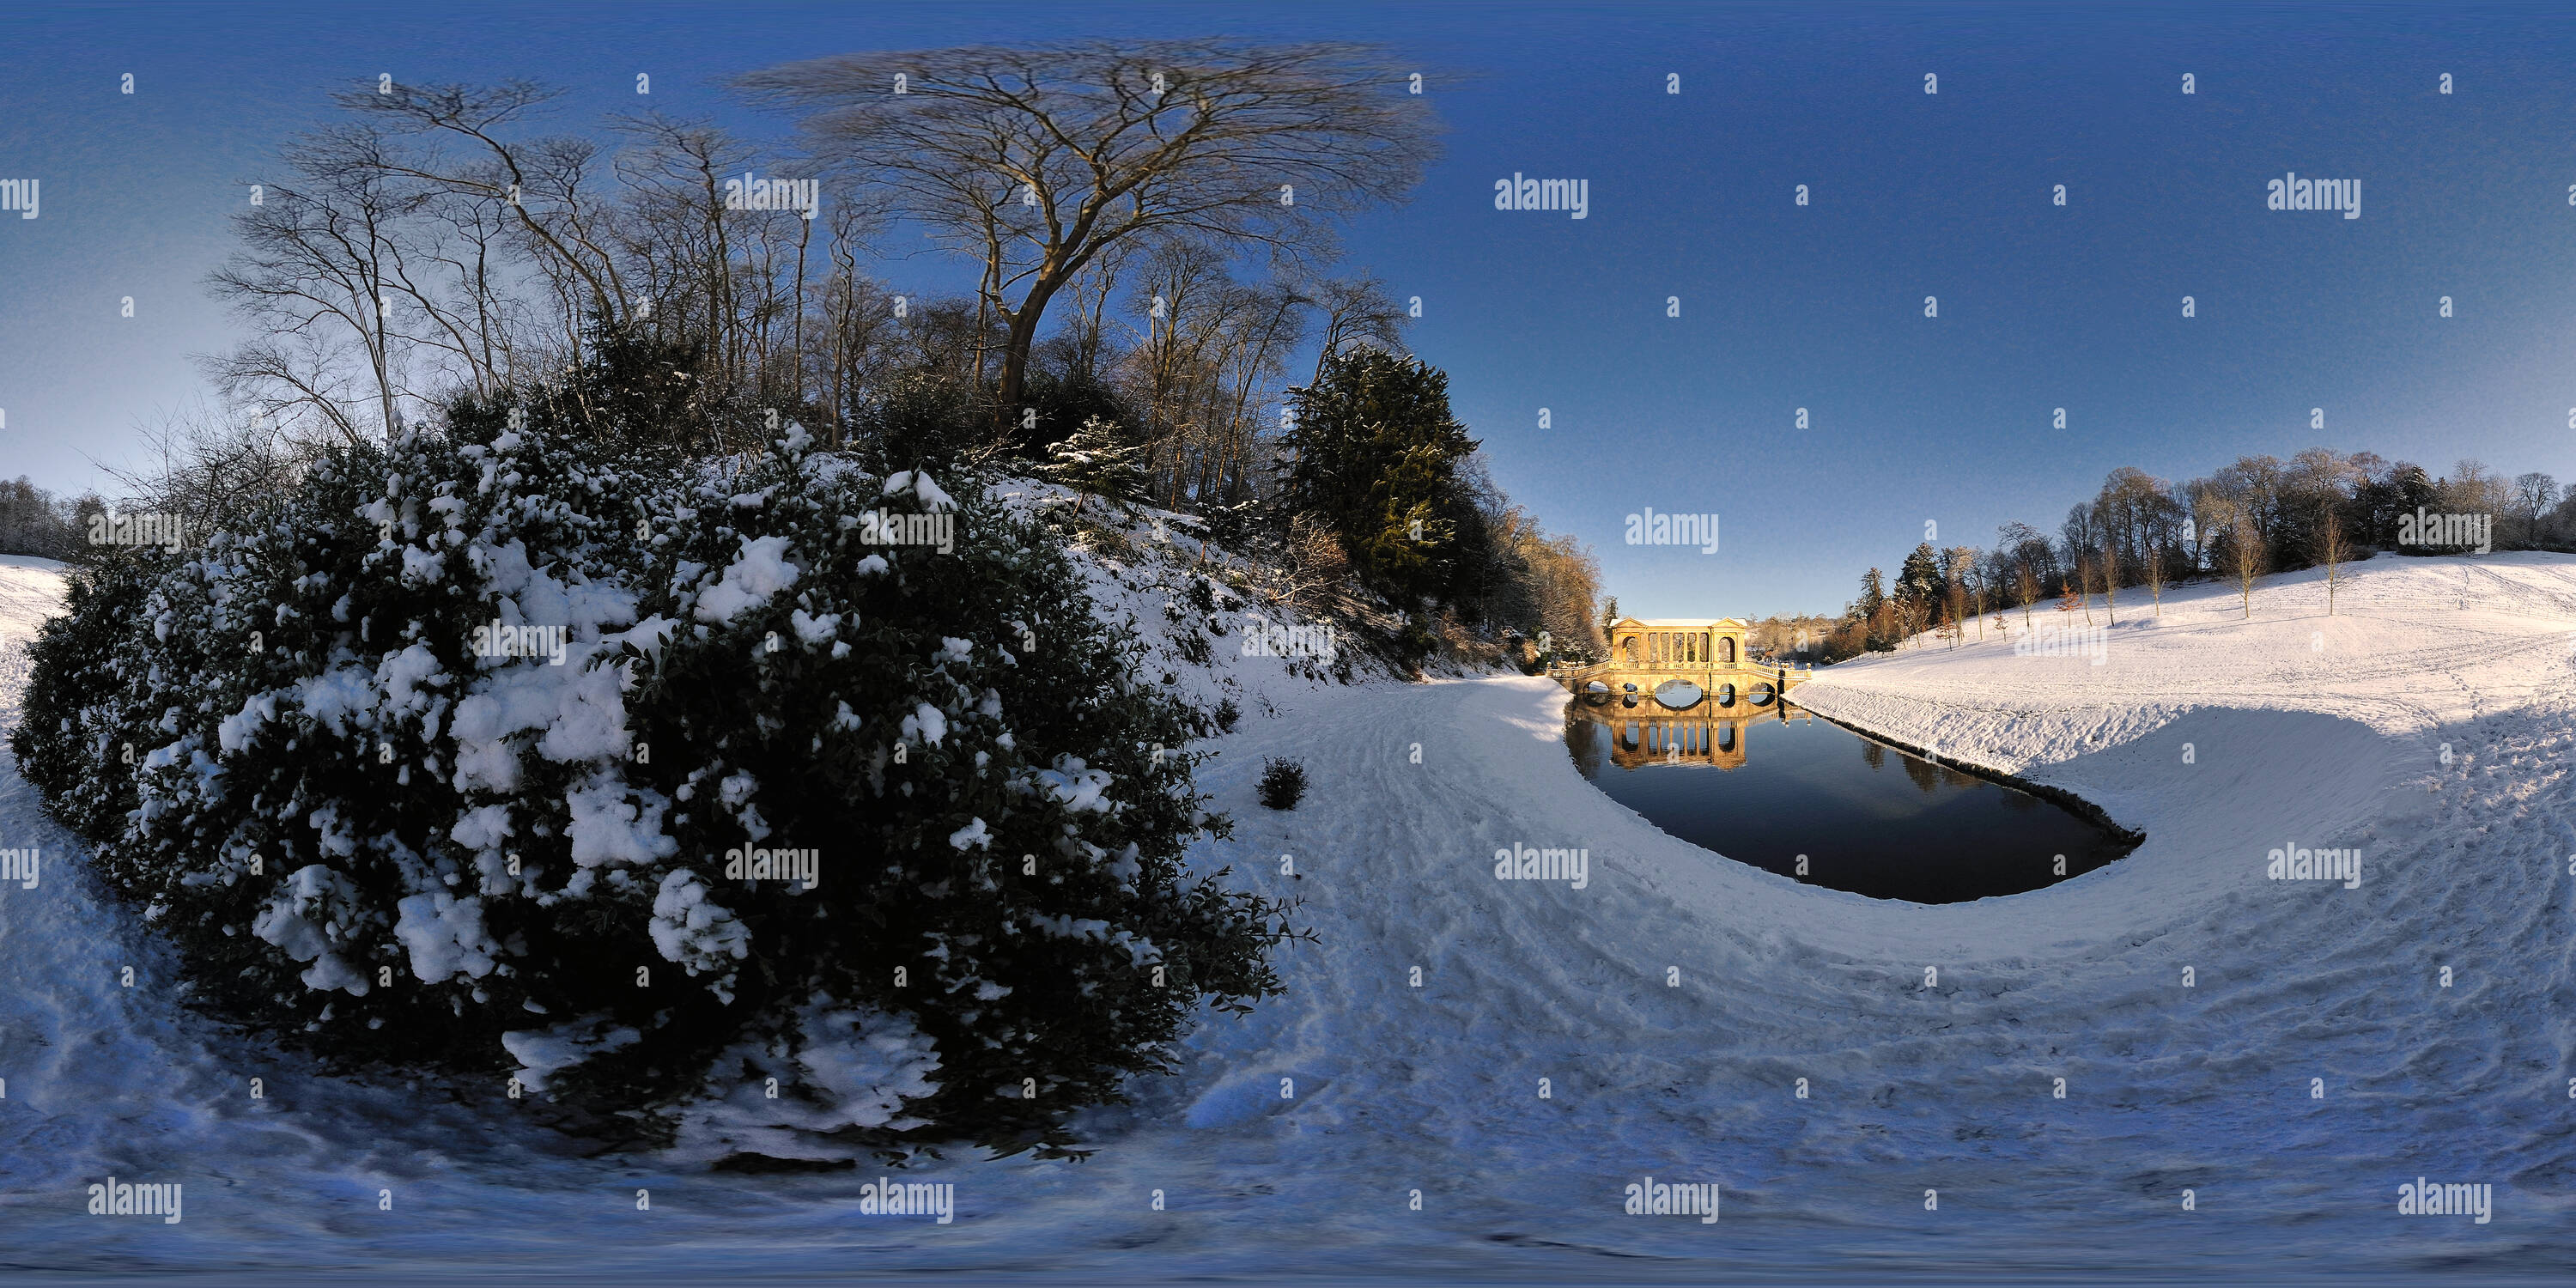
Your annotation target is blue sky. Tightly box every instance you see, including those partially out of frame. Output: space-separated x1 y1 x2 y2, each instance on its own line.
4 2 2573 615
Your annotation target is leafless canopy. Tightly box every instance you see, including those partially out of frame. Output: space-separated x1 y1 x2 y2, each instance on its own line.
737 40 1441 429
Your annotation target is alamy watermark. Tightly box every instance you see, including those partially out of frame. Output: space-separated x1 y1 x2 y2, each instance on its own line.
2014 622 2107 665
2397 508 2492 555
857 1176 953 1224
88 1177 181 1224
88 510 186 552
1625 1176 1719 1224
2267 171 2360 219
0 178 36 219
723 172 818 220
2267 841 2361 889
1493 172 1589 219
2397 1178 2492 1224
859 509 955 555
724 842 818 890
472 621 567 666
1240 614 1336 662
0 846 37 890
1493 842 1589 889
1625 508 1718 553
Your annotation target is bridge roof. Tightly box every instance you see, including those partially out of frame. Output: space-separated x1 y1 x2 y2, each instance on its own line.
1613 617 1748 629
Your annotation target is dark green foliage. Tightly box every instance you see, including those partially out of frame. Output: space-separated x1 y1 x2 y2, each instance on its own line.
1014 367 1137 459
1894 544 1944 614
1256 757 1306 811
1280 350 1490 607
13 411 1294 1158
1045 416 1148 512
848 372 989 477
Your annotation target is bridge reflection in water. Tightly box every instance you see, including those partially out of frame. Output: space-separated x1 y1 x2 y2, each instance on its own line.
1564 691 1811 772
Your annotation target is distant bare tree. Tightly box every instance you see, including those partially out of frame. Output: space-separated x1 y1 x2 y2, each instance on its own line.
2320 505 2348 615
2218 499 2267 618
739 40 1440 436
2511 471 2556 547
2015 562 2041 630
2099 538 2119 626
2142 538 2166 617
1944 545 1982 641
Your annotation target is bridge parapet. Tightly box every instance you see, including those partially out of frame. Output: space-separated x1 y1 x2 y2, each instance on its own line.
1551 658 1814 695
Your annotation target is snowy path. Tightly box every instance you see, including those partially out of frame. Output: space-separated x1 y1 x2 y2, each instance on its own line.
3 550 2573 1280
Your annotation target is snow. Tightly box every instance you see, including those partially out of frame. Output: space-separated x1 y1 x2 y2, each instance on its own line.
392 891 501 983
251 864 373 996
692 533 799 623
502 1014 641 1093
5 538 2574 1278
901 701 947 745
563 780 679 867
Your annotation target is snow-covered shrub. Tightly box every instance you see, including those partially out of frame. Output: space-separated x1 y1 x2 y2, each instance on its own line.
621 428 1288 1151
15 416 1291 1157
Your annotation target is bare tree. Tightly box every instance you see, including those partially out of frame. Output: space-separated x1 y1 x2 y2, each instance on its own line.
1303 270 1408 386
2218 499 2267 618
2015 562 2041 630
350 82 641 374
2099 537 2119 626
2511 471 2557 547
1270 511 1349 611
1944 546 1982 641
99 400 315 538
2320 504 2348 615
2142 538 2166 618
206 122 445 445
739 41 1440 435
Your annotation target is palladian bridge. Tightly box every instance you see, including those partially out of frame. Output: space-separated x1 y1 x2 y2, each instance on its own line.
1550 617 1814 706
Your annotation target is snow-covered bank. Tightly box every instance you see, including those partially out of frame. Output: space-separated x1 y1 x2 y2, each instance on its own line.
3 546 2572 1281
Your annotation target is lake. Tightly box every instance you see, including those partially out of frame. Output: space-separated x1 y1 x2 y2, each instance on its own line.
1563 696 2136 903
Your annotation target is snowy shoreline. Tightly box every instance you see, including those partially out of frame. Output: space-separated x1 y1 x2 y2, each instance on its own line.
1781 696 2149 847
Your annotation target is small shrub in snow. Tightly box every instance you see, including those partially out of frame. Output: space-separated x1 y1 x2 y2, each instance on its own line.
1257 757 1307 811
15 415 1293 1157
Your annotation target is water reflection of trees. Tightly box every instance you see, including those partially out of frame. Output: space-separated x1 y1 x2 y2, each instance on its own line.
1901 751 1941 794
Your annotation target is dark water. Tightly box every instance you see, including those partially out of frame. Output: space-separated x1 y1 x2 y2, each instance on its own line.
1564 697 2135 903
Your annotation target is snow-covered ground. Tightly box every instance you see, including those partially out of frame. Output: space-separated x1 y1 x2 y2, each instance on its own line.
3 543 2573 1283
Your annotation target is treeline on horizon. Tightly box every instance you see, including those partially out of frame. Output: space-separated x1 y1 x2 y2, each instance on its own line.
1785 448 2576 662
0 43 1606 672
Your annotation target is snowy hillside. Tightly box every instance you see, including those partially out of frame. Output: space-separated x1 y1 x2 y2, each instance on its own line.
3 544 2573 1280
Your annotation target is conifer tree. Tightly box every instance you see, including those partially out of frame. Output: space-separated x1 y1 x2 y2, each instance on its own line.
1044 415 1146 517
1280 349 1487 607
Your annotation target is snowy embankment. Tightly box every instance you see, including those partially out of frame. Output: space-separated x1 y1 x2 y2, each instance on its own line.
3 542 2573 1280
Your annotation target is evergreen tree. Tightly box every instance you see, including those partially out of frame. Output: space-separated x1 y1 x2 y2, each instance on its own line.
1895 544 1943 642
1044 415 1146 516
1851 568 1885 622
1280 349 1487 607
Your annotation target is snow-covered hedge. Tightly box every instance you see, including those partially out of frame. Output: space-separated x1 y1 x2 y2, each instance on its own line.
13 418 1288 1156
